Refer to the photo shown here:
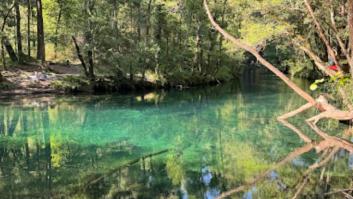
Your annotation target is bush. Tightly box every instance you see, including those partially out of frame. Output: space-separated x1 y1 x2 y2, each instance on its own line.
52 75 90 92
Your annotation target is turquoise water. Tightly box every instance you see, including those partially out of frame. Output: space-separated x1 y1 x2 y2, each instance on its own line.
0 71 352 198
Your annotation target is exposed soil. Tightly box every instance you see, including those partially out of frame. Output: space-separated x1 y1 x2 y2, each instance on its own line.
0 63 82 95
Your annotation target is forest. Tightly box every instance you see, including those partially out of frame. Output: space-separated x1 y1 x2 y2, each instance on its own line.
0 0 350 92
0 0 353 198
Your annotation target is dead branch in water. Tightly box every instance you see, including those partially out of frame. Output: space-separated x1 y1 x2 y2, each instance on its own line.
203 0 353 198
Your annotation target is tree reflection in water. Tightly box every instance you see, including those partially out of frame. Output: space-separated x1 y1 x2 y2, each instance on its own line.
0 72 352 198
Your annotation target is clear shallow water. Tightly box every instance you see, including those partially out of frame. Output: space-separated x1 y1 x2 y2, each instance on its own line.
0 70 352 199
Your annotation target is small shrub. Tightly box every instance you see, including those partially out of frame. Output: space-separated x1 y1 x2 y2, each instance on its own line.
52 75 90 92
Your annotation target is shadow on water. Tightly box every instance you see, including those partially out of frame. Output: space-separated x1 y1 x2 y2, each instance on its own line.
0 70 352 198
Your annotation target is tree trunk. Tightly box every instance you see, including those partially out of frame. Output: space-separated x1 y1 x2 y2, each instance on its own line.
328 3 353 71
146 0 153 39
203 0 317 106
15 0 23 64
27 0 31 57
54 3 63 59
154 5 162 42
208 29 216 71
195 23 203 72
304 0 340 71
36 0 45 62
143 0 153 80
112 0 118 32
218 0 227 68
88 50 95 81
348 0 353 76
72 36 89 77
1 43 6 70
1 3 16 67
0 58 2 80
85 0 95 81
3 37 19 62
137 2 141 41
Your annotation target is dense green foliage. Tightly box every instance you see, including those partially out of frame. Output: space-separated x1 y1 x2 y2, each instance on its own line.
1 0 353 87
1 0 246 86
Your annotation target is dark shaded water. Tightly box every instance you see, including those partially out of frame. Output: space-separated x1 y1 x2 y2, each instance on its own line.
0 70 352 198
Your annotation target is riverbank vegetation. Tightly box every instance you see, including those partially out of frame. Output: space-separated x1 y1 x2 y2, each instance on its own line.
0 0 246 93
2 0 352 93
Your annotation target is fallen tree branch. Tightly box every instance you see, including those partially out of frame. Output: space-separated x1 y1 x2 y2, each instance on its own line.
203 0 317 106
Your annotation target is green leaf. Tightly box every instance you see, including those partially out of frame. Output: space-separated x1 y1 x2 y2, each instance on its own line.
310 83 318 91
314 79 325 84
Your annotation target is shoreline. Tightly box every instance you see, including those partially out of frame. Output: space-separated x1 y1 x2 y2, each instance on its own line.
0 75 226 97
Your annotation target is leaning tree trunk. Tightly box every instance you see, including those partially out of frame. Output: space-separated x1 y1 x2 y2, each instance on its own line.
1 2 17 65
203 0 317 106
304 0 341 72
328 2 353 74
2 37 18 62
36 0 45 62
72 36 89 77
15 0 23 63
